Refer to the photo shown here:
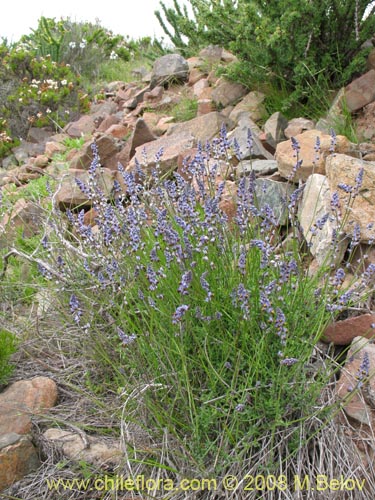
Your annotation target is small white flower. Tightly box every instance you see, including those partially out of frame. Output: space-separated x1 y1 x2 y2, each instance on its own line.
46 108 52 114
109 50 118 60
61 79 67 86
69 41 76 49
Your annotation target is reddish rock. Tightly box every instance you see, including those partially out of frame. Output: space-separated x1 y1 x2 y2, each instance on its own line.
189 68 206 86
284 117 315 139
144 86 164 102
367 48 375 71
193 78 209 97
44 140 67 158
55 168 115 210
229 91 266 124
127 132 195 177
116 118 157 166
211 78 248 108
65 115 97 138
97 114 120 133
34 155 49 168
336 337 375 428
167 111 232 144
197 99 214 116
105 124 131 139
0 198 44 238
345 70 375 112
322 314 375 345
0 433 40 491
69 133 121 171
0 377 58 436
276 130 353 181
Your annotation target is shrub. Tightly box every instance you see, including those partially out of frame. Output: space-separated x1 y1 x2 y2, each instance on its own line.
22 128 374 479
0 44 90 150
156 0 375 114
0 329 17 385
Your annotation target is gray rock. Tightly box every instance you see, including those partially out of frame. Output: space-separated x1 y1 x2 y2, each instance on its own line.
264 112 288 148
237 159 278 176
151 54 189 88
254 178 294 225
228 121 274 160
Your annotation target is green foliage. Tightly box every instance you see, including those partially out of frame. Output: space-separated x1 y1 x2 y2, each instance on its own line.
169 95 198 121
0 45 90 148
156 0 375 113
0 329 17 385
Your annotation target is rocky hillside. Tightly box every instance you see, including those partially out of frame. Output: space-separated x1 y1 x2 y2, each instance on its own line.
2 45 375 498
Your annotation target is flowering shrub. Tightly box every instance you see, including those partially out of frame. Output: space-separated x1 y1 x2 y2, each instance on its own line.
27 127 374 477
21 17 132 78
0 45 90 148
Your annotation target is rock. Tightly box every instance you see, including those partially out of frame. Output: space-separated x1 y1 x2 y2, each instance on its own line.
69 133 121 171
229 91 266 124
0 377 58 436
167 112 232 144
237 159 278 177
12 141 45 164
299 174 348 265
151 54 189 88
64 115 97 138
127 133 195 177
34 155 49 168
276 129 353 181
0 198 44 240
323 314 375 345
193 78 209 97
228 119 274 160
144 85 164 102
1 155 17 170
44 141 67 159
96 114 120 133
211 78 248 108
264 112 288 149
325 154 375 241
367 48 375 70
105 124 131 139
189 67 206 86
199 45 224 63
336 337 375 427
43 428 122 466
55 168 115 210
345 70 375 112
117 118 157 166
254 178 294 225
197 99 214 116
0 433 39 491
284 117 315 139
26 127 53 144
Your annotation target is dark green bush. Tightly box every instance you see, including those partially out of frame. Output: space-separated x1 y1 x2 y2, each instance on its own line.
156 0 375 114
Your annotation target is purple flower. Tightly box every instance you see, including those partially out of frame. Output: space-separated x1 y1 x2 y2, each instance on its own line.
172 304 189 324
178 270 193 295
117 328 137 345
280 358 299 366
200 272 213 302
69 294 82 325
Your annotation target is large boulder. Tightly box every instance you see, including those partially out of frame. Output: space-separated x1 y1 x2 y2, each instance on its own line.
276 129 353 181
127 133 195 177
299 173 348 265
229 91 266 124
166 112 232 144
150 54 189 88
